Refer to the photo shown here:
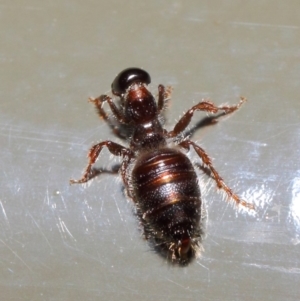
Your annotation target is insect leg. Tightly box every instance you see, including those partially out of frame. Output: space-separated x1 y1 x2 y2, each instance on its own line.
179 140 254 210
89 95 128 124
89 95 126 139
70 141 133 184
157 85 172 113
168 97 246 137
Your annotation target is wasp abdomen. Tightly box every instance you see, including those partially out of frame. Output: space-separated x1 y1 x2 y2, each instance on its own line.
132 148 201 260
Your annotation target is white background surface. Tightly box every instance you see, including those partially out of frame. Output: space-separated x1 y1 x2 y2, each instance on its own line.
1 1 299 300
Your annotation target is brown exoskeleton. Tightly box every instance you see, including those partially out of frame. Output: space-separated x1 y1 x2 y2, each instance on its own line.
70 68 254 265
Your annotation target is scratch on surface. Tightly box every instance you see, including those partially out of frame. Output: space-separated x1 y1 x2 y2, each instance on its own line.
0 199 8 222
0 238 32 272
224 136 267 147
263 126 298 141
44 188 50 206
196 260 211 282
113 194 124 222
0 131 83 146
230 21 299 29
289 176 300 230
27 210 53 251
166 278 192 291
58 217 77 242
186 17 205 23
243 262 300 274
196 259 209 270
8 126 12 149
0 124 85 147
0 5 43 11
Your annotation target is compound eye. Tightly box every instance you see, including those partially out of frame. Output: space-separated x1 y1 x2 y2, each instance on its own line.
111 68 151 96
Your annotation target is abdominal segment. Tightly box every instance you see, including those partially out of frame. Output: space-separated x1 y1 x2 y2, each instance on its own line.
132 148 201 246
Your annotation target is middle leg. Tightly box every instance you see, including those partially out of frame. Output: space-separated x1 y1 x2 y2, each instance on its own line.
70 140 133 184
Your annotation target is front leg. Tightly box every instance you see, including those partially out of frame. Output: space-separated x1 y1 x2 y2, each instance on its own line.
70 140 133 184
168 97 246 138
89 95 127 139
157 85 172 113
89 94 128 124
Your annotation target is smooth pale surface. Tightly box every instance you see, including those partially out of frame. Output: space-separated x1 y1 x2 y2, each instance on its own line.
0 1 299 300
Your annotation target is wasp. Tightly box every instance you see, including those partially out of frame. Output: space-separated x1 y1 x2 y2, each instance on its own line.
70 68 254 265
